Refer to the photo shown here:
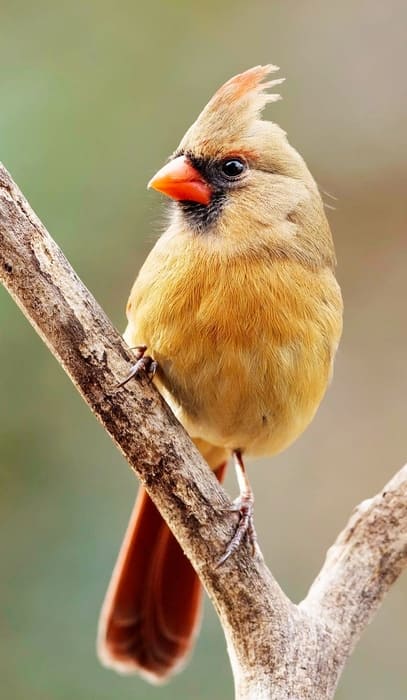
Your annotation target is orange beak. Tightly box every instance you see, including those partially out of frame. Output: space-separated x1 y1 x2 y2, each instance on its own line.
147 156 212 205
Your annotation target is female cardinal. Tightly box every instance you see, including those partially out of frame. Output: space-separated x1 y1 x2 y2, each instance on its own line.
98 65 343 682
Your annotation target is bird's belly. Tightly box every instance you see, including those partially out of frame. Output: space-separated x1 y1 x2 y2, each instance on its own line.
154 336 332 458
125 256 342 458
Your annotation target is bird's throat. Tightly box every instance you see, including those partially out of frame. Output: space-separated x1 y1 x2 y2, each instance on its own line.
178 192 226 234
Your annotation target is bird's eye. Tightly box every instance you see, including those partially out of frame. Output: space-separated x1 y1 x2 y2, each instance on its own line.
220 158 247 179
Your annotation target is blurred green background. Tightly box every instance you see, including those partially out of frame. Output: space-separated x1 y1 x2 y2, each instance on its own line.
1 1 406 698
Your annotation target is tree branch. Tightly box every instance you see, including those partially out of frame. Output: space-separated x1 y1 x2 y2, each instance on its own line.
0 162 406 699
303 465 407 648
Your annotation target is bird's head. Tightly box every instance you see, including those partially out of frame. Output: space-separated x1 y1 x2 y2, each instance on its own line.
148 65 335 268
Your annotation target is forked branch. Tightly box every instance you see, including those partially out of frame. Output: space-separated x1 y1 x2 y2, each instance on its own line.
0 162 406 699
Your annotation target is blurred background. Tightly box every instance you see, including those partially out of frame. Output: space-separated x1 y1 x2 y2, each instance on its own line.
0 1 406 698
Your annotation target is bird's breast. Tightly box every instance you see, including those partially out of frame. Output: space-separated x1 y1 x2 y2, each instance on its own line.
125 239 342 456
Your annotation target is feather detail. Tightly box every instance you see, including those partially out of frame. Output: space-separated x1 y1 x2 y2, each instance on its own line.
207 65 283 112
178 66 285 158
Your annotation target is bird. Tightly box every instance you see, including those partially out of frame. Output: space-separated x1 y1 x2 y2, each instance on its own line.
97 65 343 684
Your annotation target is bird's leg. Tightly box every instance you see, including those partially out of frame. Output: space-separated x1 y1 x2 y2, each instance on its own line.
217 450 257 566
117 345 158 388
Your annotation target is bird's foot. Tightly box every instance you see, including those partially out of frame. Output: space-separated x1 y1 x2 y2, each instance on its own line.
217 493 257 567
117 345 158 388
216 450 257 567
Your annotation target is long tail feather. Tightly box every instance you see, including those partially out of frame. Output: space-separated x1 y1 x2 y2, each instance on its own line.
98 461 227 682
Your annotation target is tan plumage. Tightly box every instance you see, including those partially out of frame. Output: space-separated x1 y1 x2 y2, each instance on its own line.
98 65 343 682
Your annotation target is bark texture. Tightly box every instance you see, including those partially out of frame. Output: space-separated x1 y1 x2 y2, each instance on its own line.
0 162 406 699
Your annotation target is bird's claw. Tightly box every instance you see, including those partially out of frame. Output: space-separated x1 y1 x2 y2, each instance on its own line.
216 493 257 567
117 345 158 389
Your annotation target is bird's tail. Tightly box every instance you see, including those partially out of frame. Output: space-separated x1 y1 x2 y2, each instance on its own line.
97 441 229 683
